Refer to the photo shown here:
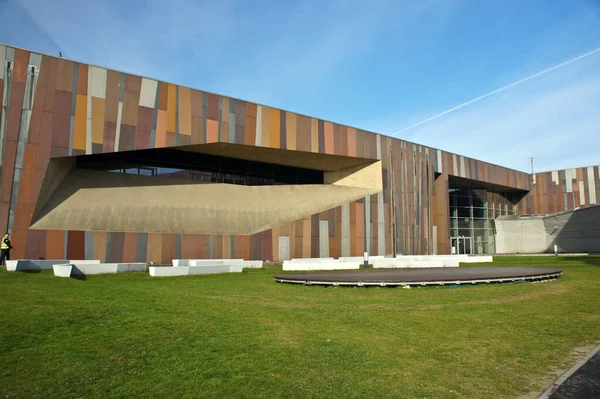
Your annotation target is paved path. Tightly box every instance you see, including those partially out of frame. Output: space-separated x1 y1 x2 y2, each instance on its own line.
548 351 600 399
539 344 600 399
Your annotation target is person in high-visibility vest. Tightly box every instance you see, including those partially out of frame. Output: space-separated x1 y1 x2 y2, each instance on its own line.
1 233 13 266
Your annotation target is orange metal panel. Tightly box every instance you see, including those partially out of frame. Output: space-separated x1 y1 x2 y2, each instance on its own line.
155 110 167 148
269 108 280 149
207 120 218 143
147 233 162 264
94 232 107 262
178 86 192 135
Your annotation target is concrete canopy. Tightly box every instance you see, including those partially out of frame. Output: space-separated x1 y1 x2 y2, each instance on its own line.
29 145 382 235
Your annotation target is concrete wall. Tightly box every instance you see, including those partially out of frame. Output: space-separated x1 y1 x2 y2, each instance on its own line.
495 216 547 254
546 206 600 253
495 205 600 253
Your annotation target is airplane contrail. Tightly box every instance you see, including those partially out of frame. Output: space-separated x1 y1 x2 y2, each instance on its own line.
390 46 600 136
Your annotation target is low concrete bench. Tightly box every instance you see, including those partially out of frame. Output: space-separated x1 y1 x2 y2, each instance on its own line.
282 259 360 271
7 259 100 271
172 259 263 268
150 263 243 277
372 258 460 268
52 262 147 277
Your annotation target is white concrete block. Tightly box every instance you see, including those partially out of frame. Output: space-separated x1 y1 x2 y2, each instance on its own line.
5 260 18 271
53 264 73 277
6 259 71 271
150 266 190 277
116 263 147 272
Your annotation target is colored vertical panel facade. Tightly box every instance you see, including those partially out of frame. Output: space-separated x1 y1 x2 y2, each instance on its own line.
0 44 576 263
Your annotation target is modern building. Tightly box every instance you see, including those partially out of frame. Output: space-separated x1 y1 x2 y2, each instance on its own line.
0 44 599 263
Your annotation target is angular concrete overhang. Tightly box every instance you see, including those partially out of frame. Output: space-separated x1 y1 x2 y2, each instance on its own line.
29 145 382 235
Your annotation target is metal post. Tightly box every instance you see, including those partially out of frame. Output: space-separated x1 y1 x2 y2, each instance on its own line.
363 251 369 269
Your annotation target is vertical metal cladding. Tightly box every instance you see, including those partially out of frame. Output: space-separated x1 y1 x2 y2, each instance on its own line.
0 44 548 261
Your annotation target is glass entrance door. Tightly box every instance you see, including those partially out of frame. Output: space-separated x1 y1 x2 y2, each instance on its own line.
451 236 473 255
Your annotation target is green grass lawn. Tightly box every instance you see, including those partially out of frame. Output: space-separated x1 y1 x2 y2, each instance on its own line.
1 256 599 399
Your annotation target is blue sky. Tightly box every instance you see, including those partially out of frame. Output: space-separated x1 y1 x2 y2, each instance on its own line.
1 0 599 173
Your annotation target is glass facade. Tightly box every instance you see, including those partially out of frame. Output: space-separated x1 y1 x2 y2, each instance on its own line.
449 188 516 254
76 148 324 186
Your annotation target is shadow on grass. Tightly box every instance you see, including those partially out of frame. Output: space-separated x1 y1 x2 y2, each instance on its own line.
70 273 87 281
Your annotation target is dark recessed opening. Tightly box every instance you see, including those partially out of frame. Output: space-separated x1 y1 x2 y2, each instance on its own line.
76 148 324 186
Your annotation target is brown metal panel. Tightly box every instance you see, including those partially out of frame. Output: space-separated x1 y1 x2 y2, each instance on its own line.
109 232 125 262
191 90 203 118
46 230 65 260
11 229 27 259
215 235 224 259
12 49 30 83
6 82 25 142
340 126 348 156
158 82 168 110
237 235 246 259
355 129 364 158
0 203 8 236
124 74 142 93
206 93 219 120
13 203 34 230
122 233 138 262
92 143 103 154
55 59 74 92
35 112 53 170
42 59 58 112
165 131 176 147
77 64 88 95
262 229 273 261
296 115 310 152
25 229 46 260
121 90 140 126
333 124 342 155
51 90 71 148
133 106 153 149
17 144 37 204
191 116 202 145
118 124 136 151
36 56 51 89
324 122 334 154
91 97 105 144
311 213 319 258
347 127 356 157
67 230 85 260
103 121 117 152
179 134 191 146
27 85 45 145
181 234 203 259
245 114 256 146
250 233 261 260
104 70 120 123
0 140 17 203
